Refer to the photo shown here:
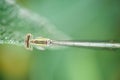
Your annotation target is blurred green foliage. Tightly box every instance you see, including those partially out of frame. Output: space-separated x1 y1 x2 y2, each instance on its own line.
0 0 120 80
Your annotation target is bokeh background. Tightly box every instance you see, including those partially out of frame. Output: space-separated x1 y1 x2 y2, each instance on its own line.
0 0 120 80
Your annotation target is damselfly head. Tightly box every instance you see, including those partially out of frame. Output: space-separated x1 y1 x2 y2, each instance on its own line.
25 33 33 50
25 33 52 50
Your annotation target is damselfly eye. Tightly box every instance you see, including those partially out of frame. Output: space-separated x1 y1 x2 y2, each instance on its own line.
25 33 33 50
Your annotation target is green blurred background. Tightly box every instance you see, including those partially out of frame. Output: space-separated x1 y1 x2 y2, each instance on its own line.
1 0 120 80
